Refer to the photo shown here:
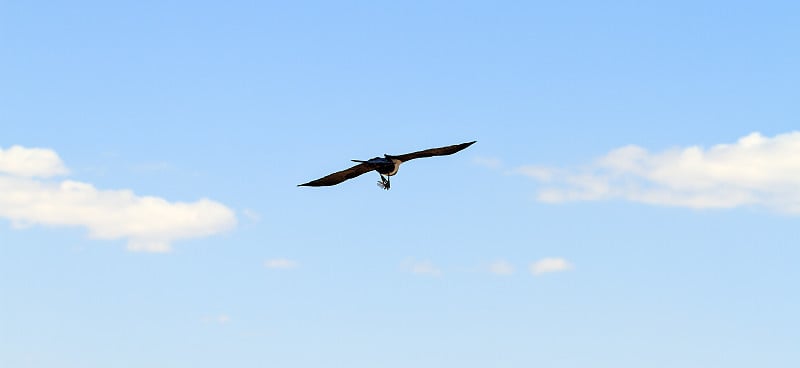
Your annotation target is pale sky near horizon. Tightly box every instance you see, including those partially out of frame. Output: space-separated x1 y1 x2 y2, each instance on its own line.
2 1 799 367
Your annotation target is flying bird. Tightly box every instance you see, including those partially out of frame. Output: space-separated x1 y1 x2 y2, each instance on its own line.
298 141 476 190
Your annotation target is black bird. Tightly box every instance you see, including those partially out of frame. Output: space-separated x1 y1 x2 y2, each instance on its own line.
298 141 476 190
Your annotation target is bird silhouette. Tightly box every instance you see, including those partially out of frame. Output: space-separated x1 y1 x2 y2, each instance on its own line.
298 141 476 190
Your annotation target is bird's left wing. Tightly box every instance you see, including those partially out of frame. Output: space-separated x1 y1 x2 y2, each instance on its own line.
298 162 376 187
390 141 476 162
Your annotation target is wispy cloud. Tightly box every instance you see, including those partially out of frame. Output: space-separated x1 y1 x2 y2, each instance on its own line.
242 208 262 223
402 258 442 277
488 259 515 275
0 145 237 253
473 156 504 170
264 258 298 269
130 161 171 173
202 314 232 325
517 131 800 214
513 166 555 182
530 257 574 275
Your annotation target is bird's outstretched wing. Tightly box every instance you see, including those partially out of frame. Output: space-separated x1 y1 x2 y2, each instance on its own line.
298 162 377 187
389 141 476 163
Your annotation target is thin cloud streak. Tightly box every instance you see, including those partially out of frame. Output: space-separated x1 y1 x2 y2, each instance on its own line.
488 260 515 275
202 314 232 325
264 258 298 269
242 208 262 223
473 156 504 170
402 258 442 277
530 257 574 275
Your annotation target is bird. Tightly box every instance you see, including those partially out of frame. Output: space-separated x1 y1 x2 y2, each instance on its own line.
298 141 476 190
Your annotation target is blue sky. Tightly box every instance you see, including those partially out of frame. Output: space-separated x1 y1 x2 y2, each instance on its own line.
2 1 799 367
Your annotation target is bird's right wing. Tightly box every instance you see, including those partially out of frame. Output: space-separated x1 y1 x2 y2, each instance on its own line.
390 141 476 162
298 162 376 187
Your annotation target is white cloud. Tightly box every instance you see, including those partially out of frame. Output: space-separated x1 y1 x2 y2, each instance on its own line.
0 145 237 252
0 145 69 177
517 131 800 213
488 260 515 275
530 257 574 275
264 258 298 269
402 258 442 277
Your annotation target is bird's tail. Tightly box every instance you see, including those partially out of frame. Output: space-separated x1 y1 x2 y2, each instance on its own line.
351 159 366 163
